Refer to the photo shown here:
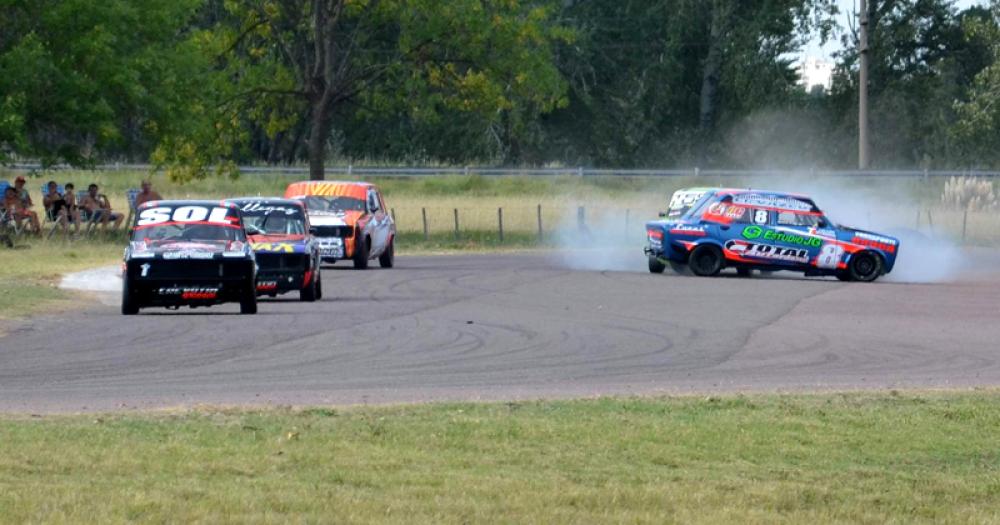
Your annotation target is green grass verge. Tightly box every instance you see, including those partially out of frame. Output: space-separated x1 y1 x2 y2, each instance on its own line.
1 392 999 523
0 237 124 318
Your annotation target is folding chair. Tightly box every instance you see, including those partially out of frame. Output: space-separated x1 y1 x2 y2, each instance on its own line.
124 188 141 227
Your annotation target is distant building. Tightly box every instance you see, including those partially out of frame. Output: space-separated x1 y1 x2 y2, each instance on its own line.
798 57 834 93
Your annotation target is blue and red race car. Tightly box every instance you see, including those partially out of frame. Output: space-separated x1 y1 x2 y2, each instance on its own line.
644 189 900 282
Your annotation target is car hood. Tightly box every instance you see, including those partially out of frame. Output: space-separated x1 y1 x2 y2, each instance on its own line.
308 210 364 227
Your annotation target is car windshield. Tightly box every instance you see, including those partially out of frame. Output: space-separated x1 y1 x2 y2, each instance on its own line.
301 195 365 212
132 205 245 242
240 205 307 235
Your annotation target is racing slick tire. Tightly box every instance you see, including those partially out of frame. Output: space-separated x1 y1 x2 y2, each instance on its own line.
848 251 883 282
736 267 752 277
300 270 319 302
353 235 370 269
121 278 140 315
315 270 323 300
648 254 666 274
379 237 395 268
689 244 723 277
240 285 258 314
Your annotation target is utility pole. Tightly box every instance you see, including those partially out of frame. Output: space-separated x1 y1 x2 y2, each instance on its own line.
858 0 871 169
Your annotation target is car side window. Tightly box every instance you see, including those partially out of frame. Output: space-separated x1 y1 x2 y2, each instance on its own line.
777 211 819 227
732 207 764 225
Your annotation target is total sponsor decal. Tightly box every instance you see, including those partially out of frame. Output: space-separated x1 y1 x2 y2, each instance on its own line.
732 193 814 212
741 225 822 247
851 232 897 253
669 225 706 236
724 240 810 263
647 229 663 248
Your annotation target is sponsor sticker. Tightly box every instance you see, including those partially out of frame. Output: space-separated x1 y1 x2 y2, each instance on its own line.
250 242 300 253
851 235 897 253
162 250 215 260
706 203 747 219
725 240 810 263
158 287 219 299
668 225 706 236
741 226 822 247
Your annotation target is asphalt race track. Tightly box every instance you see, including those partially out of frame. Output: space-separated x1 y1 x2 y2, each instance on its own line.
2 252 1000 412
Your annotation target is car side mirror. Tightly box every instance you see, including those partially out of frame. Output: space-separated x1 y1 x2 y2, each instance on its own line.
817 218 829 228
658 211 667 218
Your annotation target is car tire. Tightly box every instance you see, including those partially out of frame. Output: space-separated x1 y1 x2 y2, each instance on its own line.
689 244 723 277
240 285 258 314
379 237 395 268
300 270 318 302
353 235 370 269
736 267 752 277
848 251 883 282
648 254 666 274
315 269 323 300
121 278 139 315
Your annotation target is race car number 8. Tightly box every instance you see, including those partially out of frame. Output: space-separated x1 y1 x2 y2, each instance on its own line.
138 206 230 226
753 210 768 224
817 244 844 269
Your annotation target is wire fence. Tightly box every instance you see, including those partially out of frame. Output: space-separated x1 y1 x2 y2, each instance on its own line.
7 163 1000 178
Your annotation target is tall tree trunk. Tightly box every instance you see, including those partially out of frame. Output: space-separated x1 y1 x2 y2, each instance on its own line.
308 99 329 181
698 0 730 165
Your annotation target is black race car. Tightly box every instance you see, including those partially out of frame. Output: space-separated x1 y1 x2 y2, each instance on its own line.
121 200 258 315
229 198 322 301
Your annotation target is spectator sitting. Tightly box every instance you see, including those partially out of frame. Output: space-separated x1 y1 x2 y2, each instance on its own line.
81 183 124 230
42 180 79 234
3 186 41 233
134 180 163 208
62 183 82 232
13 175 34 208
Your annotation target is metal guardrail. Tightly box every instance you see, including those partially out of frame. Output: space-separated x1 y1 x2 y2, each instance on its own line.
5 162 1000 178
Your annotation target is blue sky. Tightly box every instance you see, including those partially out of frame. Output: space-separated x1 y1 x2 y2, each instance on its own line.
801 0 988 59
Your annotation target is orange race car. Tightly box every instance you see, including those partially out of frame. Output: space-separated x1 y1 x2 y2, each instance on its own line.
284 181 396 269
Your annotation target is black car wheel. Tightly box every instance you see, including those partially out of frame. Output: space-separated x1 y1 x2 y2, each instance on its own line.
689 244 723 277
121 277 139 315
848 251 883 282
379 237 395 268
648 254 666 274
315 269 323 299
240 283 258 314
353 235 370 269
300 270 319 302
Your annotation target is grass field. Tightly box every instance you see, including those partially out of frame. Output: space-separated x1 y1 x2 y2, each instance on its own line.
0 238 123 318
1 391 998 523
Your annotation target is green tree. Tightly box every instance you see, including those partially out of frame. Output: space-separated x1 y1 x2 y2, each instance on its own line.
187 0 568 180
0 0 209 166
953 1 1000 167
